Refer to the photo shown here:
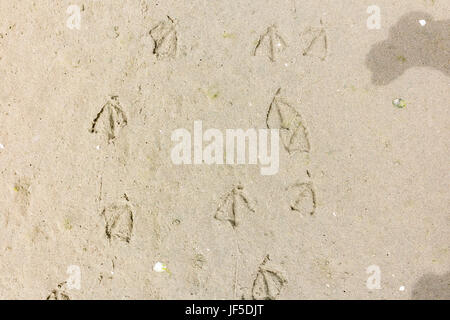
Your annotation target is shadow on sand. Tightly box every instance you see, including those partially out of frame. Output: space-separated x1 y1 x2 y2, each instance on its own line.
411 271 450 300
366 12 449 85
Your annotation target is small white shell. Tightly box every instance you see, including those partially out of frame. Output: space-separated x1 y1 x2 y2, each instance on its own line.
393 98 406 108
153 262 167 273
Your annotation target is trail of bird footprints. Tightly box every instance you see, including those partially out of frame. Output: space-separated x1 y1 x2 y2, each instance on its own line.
254 22 328 61
214 87 316 299
150 17 329 63
91 97 133 244
42 14 327 299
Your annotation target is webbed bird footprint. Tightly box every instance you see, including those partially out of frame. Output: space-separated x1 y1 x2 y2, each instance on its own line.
286 182 316 215
90 96 128 143
300 20 328 61
253 25 287 62
150 16 177 59
252 255 287 300
102 203 134 243
266 88 310 154
215 185 255 228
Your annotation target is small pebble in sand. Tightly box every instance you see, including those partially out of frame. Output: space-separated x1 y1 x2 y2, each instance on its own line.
419 20 426 27
399 286 405 291
96 145 100 150
392 98 406 108
0 143 4 149
153 262 167 273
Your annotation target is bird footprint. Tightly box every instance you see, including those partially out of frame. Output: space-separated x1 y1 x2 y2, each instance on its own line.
286 182 317 215
253 25 287 62
252 255 287 300
90 96 128 143
102 202 134 243
300 20 328 61
150 16 178 60
266 88 310 154
215 185 255 228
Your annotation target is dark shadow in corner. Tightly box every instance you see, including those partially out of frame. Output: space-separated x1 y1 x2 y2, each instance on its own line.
366 12 449 85
411 272 450 300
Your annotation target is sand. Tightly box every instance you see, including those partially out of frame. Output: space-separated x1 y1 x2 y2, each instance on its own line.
0 0 448 299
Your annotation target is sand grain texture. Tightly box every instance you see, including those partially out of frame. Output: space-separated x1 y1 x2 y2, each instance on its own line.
0 0 448 299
